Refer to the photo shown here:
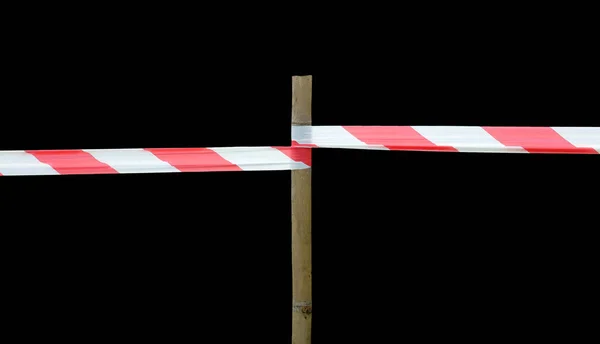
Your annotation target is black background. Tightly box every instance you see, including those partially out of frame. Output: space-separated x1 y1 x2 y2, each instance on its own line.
2 9 598 343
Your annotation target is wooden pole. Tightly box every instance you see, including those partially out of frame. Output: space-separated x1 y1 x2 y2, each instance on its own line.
291 75 312 344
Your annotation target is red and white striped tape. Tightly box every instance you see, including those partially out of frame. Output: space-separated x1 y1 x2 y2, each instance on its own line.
1 126 598 176
292 126 600 154
0 147 311 176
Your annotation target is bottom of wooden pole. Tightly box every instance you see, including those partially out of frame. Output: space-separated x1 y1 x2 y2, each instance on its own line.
292 167 312 344
292 311 312 344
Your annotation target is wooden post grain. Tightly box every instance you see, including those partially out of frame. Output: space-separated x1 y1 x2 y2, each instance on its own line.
291 75 312 344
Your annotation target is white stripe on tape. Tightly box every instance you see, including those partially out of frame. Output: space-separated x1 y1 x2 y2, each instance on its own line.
0 151 59 176
209 147 309 171
294 126 364 146
84 149 180 174
412 126 528 153
551 127 600 153
293 126 388 150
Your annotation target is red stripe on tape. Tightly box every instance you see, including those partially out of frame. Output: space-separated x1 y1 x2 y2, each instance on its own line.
275 147 311 166
342 126 458 151
145 148 242 172
292 140 318 148
26 150 117 174
483 127 598 154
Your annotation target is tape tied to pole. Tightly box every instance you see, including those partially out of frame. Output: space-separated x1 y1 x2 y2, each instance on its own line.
1 126 598 176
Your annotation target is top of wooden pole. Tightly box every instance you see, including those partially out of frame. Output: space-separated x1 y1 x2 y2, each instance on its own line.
292 75 312 125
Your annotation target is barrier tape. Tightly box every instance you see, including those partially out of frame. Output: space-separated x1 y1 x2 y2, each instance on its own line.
1 126 598 176
292 126 600 154
0 147 311 176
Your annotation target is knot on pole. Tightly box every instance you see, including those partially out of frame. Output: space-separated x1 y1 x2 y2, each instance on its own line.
292 301 312 315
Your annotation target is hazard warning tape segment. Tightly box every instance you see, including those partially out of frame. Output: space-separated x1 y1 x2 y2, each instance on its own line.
1 126 598 176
